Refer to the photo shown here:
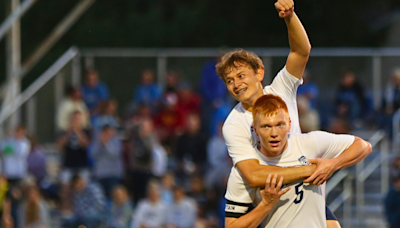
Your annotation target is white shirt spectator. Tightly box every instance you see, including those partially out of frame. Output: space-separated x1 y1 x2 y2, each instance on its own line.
132 200 166 228
0 137 30 179
167 197 197 228
152 144 167 177
57 98 90 130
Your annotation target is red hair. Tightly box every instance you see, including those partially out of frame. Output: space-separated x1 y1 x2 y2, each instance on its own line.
252 95 289 124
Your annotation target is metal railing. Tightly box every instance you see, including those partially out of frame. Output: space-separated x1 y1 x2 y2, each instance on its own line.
326 130 389 227
393 108 400 152
356 130 389 226
0 47 79 128
326 170 353 227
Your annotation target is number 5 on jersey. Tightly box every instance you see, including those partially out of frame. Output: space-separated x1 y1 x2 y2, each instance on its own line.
294 183 303 204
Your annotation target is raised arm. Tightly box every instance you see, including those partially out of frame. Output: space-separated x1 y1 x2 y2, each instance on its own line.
305 135 372 185
275 0 311 79
237 159 315 188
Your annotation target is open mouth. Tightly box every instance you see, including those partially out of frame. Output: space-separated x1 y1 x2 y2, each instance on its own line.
235 88 247 95
269 140 280 147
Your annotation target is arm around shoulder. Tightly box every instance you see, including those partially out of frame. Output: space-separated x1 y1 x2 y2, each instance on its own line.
236 159 315 188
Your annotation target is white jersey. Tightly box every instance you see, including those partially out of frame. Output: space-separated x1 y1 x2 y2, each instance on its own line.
225 131 355 228
222 66 303 166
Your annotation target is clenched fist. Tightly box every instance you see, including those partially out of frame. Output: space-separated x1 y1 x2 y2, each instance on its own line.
274 0 294 18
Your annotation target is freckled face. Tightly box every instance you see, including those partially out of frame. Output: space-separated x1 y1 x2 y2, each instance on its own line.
253 109 291 157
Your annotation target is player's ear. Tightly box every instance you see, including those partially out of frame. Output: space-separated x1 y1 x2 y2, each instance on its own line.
252 123 259 136
256 68 264 82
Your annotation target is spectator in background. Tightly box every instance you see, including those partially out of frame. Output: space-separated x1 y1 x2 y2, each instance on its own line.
200 59 228 134
165 71 180 94
380 69 400 136
160 173 175 205
92 125 123 199
132 181 166 228
335 70 365 122
176 114 208 178
133 69 162 113
154 93 185 146
127 118 157 203
93 100 119 137
57 111 91 186
107 186 133 228
0 126 31 184
205 124 230 190
297 69 319 109
27 137 47 185
18 185 50 228
57 85 90 131
176 82 201 118
166 186 197 228
385 175 400 228
81 69 110 116
63 175 106 228
298 95 320 133
187 176 207 216
0 126 30 228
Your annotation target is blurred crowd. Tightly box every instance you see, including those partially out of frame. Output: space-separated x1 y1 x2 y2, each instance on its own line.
0 61 399 228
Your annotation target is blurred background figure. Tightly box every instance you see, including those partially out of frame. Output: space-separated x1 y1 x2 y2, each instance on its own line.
92 125 123 199
297 69 319 110
298 95 320 133
380 68 400 137
160 172 175 205
27 137 47 186
133 69 162 114
57 111 90 186
0 126 31 227
154 92 185 147
385 175 400 228
335 70 366 124
81 69 110 117
62 175 106 228
205 123 230 190
107 185 133 228
176 82 201 119
0 126 30 185
200 58 228 135
57 85 90 131
175 113 207 180
93 100 119 137
126 118 160 203
132 181 166 228
18 185 50 228
166 186 197 228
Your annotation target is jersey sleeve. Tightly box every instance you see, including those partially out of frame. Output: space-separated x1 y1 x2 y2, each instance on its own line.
310 131 355 159
222 122 259 165
225 200 254 218
267 66 303 102
225 168 255 218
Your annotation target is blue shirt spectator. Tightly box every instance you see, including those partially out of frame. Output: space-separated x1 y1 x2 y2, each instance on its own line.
166 186 197 228
200 60 227 104
133 69 162 113
297 70 319 109
385 176 400 228
81 70 109 112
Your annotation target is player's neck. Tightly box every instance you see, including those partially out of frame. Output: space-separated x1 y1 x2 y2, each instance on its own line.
242 84 264 112
259 142 289 157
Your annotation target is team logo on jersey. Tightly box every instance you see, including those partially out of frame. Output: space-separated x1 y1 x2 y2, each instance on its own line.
298 156 311 165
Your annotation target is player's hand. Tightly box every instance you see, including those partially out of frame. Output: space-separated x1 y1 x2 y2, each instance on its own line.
260 174 290 208
304 158 338 185
274 0 294 18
